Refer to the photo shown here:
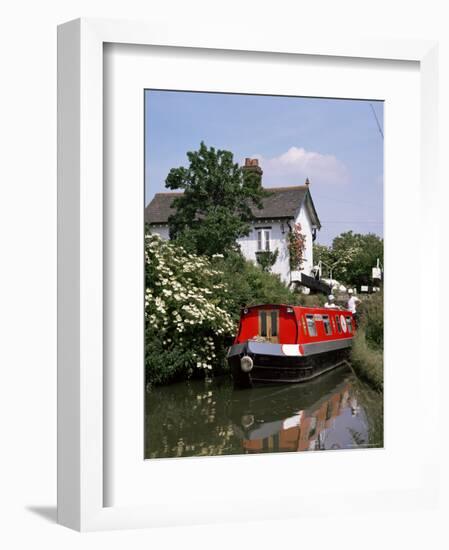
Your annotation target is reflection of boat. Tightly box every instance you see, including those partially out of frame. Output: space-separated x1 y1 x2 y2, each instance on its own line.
228 304 354 387
231 367 364 453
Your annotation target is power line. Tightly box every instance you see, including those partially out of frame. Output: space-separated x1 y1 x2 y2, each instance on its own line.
312 194 374 210
321 220 383 225
369 103 384 140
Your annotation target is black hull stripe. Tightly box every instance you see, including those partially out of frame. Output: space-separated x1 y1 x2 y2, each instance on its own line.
250 360 349 384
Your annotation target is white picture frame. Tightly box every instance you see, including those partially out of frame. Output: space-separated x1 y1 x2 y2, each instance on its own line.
57 17 440 531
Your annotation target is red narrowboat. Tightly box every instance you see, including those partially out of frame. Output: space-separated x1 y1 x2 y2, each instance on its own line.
227 304 355 387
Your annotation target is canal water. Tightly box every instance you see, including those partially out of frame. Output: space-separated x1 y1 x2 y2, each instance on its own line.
145 365 383 459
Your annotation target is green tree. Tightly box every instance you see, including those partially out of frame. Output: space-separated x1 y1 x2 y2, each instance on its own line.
256 249 279 272
313 232 383 288
165 142 269 256
313 243 335 271
332 231 383 287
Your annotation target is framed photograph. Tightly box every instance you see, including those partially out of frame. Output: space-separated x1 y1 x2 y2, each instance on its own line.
143 90 384 461
58 18 440 531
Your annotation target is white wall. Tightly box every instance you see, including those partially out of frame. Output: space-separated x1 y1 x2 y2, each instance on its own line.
153 220 293 283
152 206 315 284
149 225 170 240
151 221 294 282
295 202 315 277
237 203 316 284
237 221 291 282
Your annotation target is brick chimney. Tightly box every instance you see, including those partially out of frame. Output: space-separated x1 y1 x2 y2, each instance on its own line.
243 157 263 177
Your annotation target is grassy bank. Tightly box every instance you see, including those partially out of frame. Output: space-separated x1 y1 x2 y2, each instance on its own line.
351 328 383 391
350 292 383 392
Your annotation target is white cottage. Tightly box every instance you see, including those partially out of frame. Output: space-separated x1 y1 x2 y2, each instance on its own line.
145 158 322 288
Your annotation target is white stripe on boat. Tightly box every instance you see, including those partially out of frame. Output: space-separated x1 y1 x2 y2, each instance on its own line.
281 344 303 356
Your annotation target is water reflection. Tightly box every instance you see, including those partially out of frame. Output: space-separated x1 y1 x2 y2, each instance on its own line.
145 365 383 459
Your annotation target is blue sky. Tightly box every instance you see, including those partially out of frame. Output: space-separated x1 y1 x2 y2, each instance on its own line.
145 90 383 246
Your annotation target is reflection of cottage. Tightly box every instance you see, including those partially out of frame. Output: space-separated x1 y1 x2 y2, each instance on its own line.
145 158 322 288
240 382 364 453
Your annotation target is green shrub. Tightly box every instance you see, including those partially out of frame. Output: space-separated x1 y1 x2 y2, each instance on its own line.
351 328 383 391
294 292 327 307
255 249 279 272
211 252 300 323
359 292 383 349
145 234 235 386
350 291 384 391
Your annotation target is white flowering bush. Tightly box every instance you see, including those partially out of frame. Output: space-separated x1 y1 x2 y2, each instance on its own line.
145 232 235 385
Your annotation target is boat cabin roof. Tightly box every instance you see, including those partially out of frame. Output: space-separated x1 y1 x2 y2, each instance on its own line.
241 304 352 315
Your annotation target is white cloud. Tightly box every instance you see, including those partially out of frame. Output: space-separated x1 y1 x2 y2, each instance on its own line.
251 146 350 186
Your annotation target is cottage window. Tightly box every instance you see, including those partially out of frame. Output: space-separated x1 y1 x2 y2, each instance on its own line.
305 314 317 337
322 315 332 335
256 228 271 251
264 230 270 251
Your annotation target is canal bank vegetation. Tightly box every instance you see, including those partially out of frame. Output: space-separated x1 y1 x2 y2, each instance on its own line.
145 232 303 386
350 291 383 392
314 230 384 392
314 231 383 289
145 229 383 388
146 143 384 387
145 233 235 386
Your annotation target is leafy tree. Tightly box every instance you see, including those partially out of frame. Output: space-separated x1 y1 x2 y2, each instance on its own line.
332 231 383 287
313 231 383 288
165 142 269 256
313 243 334 266
211 251 300 321
314 243 358 283
256 249 279 272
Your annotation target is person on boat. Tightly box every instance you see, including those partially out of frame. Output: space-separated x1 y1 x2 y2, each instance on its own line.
347 289 361 326
324 294 338 309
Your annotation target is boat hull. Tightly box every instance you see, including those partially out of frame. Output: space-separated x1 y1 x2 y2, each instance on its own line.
228 340 351 387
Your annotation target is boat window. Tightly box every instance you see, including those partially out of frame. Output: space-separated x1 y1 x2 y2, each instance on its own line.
305 314 317 337
258 309 279 342
322 315 332 335
270 311 278 336
335 314 342 333
346 316 353 333
260 311 267 336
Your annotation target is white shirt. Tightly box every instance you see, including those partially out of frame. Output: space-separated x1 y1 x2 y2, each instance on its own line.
324 302 338 309
347 296 360 313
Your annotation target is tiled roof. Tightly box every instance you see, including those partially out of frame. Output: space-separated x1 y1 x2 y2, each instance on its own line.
144 192 183 224
145 186 320 227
